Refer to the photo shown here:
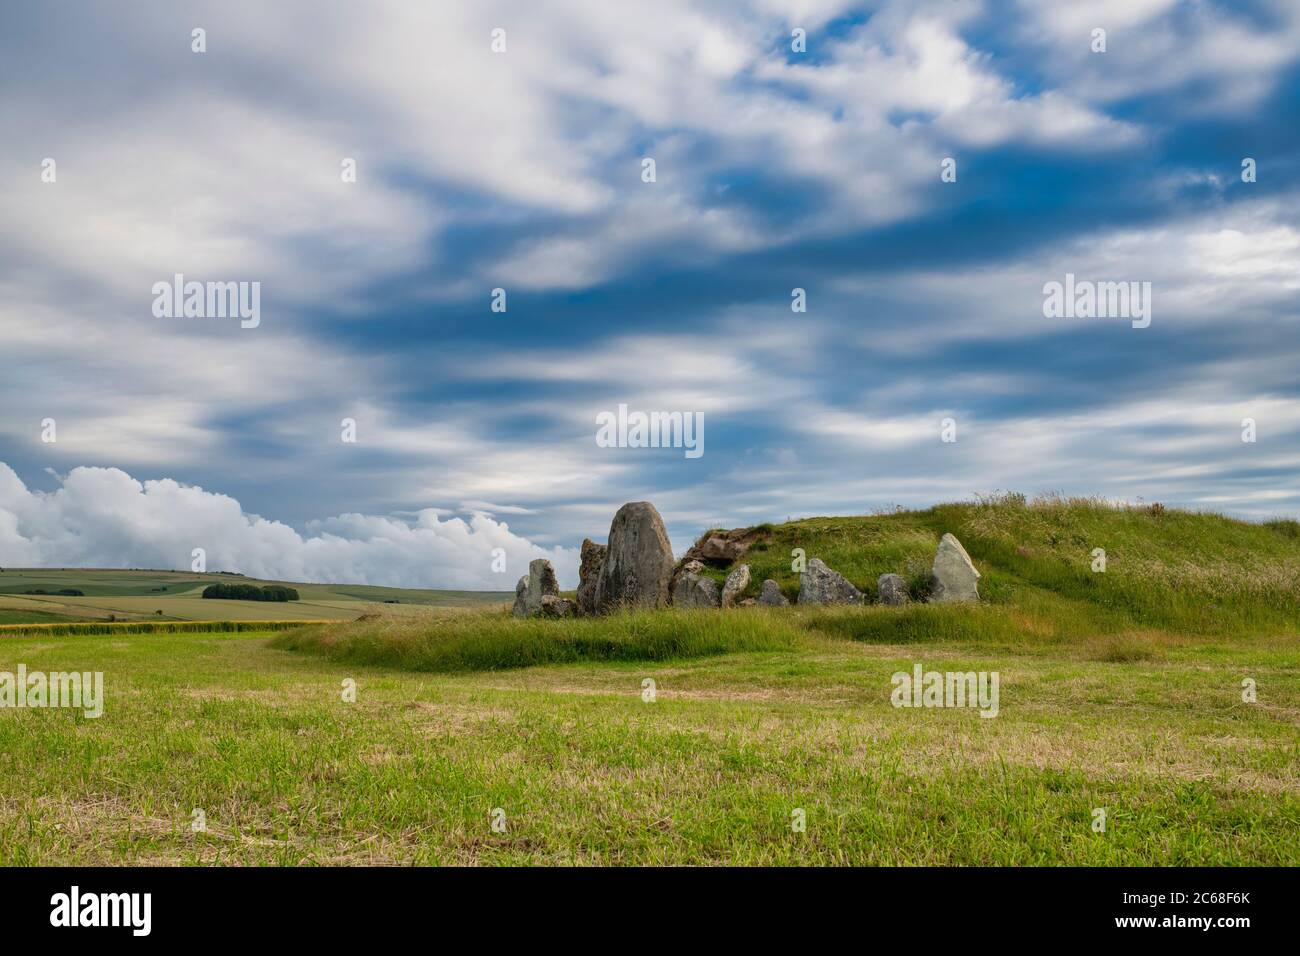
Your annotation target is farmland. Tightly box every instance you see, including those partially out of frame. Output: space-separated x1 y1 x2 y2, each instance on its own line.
0 568 510 626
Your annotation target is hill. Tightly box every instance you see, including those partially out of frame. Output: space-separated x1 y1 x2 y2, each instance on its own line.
696 494 1300 639
0 568 511 626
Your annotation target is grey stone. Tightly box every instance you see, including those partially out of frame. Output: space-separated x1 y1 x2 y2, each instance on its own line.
540 594 577 618
595 502 675 612
758 579 790 606
696 534 749 563
672 572 721 609
928 533 980 603
877 573 910 606
798 558 862 606
721 563 750 608
512 558 560 617
511 575 529 617
576 538 606 615
667 557 705 601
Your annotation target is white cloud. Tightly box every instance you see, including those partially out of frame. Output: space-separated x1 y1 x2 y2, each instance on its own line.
1014 0 1300 113
0 464 577 590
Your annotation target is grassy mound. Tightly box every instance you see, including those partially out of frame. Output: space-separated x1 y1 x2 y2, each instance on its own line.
727 494 1300 637
279 495 1300 675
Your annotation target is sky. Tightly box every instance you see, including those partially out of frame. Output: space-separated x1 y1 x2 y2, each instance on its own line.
1 0 1298 589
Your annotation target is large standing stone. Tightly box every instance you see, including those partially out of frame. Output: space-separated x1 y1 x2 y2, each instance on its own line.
798 558 863 605
758 579 789 606
512 558 560 617
877 573 909 606
595 502 675 612
576 538 606 615
929 533 980 603
672 571 721 608
721 564 750 608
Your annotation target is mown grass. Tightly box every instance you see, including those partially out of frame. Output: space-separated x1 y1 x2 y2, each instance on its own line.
0 628 1295 865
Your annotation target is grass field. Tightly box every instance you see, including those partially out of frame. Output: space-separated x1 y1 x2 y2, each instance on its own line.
0 568 511 625
1 496 1297 865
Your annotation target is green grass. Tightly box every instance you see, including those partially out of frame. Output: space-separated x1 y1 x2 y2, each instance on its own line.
274 607 801 672
0 626 1294 865
0 619 319 637
0 607 72 625
730 494 1300 637
2 495 1298 865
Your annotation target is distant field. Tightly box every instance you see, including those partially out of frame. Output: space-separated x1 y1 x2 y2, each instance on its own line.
0 569 511 625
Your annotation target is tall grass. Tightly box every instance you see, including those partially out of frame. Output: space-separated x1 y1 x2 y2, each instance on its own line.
799 603 1030 646
273 608 801 672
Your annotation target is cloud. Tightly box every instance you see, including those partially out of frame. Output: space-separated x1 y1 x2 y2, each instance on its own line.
1011 0 1300 113
0 0 1297 551
0 464 576 590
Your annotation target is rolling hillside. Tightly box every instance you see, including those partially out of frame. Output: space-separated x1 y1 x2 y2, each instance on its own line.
0 568 512 626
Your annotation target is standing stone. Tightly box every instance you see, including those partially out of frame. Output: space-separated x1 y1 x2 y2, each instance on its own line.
798 558 862 605
877 573 909 606
511 575 529 618
758 579 789 606
672 571 720 608
721 564 750 608
929 533 980 603
595 502 675 612
576 538 606 615
513 558 560 617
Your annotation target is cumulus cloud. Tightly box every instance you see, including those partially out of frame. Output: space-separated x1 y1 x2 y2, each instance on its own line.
0 464 577 590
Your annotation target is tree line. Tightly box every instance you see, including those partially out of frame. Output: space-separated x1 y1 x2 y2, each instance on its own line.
201 583 300 602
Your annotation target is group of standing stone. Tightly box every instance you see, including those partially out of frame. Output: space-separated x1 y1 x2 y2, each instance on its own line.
513 501 981 617
514 501 673 618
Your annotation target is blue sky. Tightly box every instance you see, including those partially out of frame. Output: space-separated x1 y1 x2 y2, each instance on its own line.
2 0 1298 588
